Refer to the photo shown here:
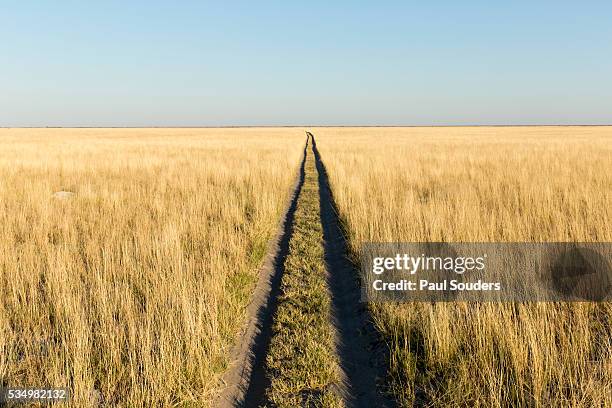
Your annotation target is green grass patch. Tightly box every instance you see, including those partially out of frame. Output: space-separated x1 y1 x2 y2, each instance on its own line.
264 143 344 408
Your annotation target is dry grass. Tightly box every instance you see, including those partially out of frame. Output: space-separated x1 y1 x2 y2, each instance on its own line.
313 126 612 407
0 128 304 407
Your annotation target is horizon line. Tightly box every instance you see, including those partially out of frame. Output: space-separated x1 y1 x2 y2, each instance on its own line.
2 124 612 129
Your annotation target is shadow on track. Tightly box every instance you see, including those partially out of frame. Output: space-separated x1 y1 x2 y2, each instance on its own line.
310 132 396 408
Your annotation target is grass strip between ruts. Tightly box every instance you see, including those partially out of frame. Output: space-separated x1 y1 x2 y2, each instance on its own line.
264 140 344 408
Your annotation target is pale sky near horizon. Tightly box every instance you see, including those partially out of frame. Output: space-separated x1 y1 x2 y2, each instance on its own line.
1 1 611 127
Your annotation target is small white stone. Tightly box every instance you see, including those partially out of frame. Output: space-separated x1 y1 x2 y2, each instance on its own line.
52 191 75 199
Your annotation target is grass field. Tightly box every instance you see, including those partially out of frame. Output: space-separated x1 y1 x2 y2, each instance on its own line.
313 126 612 407
0 128 304 407
1 126 610 407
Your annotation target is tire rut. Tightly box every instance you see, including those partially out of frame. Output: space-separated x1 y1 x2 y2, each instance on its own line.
311 132 396 408
215 135 309 408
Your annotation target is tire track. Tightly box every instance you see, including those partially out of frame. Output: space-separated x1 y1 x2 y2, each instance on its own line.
311 132 396 408
216 135 309 408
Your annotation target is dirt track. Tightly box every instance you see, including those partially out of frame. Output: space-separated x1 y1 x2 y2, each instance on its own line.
217 132 394 407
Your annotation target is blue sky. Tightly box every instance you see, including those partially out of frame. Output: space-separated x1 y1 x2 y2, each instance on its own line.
1 1 611 126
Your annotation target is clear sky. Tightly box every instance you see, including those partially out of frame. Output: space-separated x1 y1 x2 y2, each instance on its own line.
1 1 611 126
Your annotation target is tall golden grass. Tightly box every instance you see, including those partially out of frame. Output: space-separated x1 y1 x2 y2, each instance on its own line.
314 126 612 407
0 128 304 407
